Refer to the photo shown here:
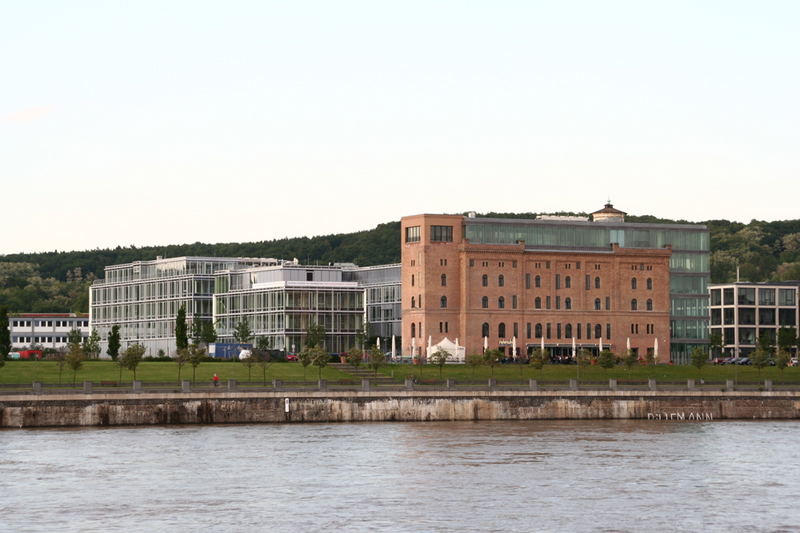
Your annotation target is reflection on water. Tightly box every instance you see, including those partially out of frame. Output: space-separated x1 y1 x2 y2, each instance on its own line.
2 420 799 532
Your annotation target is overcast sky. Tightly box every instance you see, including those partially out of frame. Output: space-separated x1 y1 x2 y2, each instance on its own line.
2 1 798 255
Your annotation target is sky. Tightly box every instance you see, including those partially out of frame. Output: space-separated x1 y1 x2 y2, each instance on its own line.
2 1 799 255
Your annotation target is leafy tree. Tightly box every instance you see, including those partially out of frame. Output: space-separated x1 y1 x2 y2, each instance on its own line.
467 353 483 377
709 331 723 358
65 343 86 385
645 350 657 367
429 349 449 379
757 331 773 356
750 347 770 377
107 325 121 361
255 337 272 385
0 306 10 359
623 349 637 371
483 349 502 377
53 347 67 384
202 321 217 345
233 320 252 344
355 321 368 351
83 328 101 359
305 323 326 349
175 348 189 382
191 320 203 346
67 328 83 346
121 344 145 380
346 348 363 368
175 306 188 350
775 349 791 380
368 346 385 375
690 347 707 378
188 344 205 383
298 347 313 380
577 349 592 369
240 350 255 382
777 328 797 355
598 350 616 371
310 345 328 379
528 348 545 375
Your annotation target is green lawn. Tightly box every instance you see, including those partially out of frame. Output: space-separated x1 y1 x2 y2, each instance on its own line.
0 361 349 385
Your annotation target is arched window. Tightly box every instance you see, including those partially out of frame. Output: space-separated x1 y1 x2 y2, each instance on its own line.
595 324 602 338
595 277 601 289
440 296 447 308
594 298 601 310
411 274 415 287
498 296 505 309
565 297 572 310
565 276 571 289
535 275 541 288
482 322 489 338
535 323 542 337
631 299 638 311
441 274 447 286
482 296 489 309
535 297 541 309
646 299 653 311
482 274 488 287
565 324 572 338
647 278 653 290
498 323 506 338
631 278 637 290
498 275 505 287
411 323 416 337
411 296 416 308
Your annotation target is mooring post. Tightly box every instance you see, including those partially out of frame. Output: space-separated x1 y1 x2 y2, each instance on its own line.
648 379 656 391
32 381 42 394
404 377 414 390
609 379 617 391
446 379 455 389
132 380 142 393
569 379 578 390
318 379 327 391
764 379 773 391
181 380 191 393
272 379 282 390
529 379 538 391
687 379 695 391
227 379 237 391
487 378 496 389
83 381 93 393
726 379 734 391
362 379 371 392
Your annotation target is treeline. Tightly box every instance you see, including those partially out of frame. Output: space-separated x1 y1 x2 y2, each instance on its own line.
3 214 800 313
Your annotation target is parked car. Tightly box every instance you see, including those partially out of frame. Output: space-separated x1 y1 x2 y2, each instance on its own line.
712 357 726 365
790 358 799 367
286 354 298 362
737 357 750 365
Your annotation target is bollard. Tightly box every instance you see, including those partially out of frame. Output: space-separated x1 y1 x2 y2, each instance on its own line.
83 381 93 393
446 379 455 389
32 381 42 394
362 379 371 392
726 379 734 391
687 379 695 391
569 379 578 390
764 379 773 391
181 380 191 393
132 380 142 393
488 378 496 389
648 379 656 391
404 377 414 391
609 379 617 391
318 379 327 391
529 379 538 391
272 379 282 390
227 379 237 391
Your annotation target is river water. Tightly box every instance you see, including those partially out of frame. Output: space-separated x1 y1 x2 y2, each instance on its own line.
1 420 798 532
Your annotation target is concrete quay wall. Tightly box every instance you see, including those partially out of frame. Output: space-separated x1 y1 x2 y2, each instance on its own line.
2 390 800 428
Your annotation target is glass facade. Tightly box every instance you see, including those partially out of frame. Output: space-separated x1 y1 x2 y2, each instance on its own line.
466 218 710 363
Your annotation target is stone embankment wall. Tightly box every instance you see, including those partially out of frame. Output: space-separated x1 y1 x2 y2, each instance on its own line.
2 391 800 428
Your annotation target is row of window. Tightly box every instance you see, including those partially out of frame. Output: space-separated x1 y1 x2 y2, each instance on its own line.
710 307 796 326
711 287 796 307
480 321 613 341
11 320 88 328
405 225 453 243
13 336 76 344
476 296 654 311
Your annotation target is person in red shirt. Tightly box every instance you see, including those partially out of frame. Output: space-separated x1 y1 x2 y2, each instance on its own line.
212 373 219 387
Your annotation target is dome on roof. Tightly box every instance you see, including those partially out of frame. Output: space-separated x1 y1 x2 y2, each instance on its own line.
591 202 626 222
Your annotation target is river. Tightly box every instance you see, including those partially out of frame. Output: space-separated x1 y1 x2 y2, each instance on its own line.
1 420 798 532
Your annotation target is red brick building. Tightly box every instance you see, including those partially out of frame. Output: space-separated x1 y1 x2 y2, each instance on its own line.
401 209 675 361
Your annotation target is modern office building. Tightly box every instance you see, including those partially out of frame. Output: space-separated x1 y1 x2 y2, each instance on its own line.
350 263 402 342
90 256 279 355
709 282 799 356
401 203 710 364
9 313 90 350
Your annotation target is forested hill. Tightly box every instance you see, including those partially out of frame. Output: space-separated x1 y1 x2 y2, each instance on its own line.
3 214 800 313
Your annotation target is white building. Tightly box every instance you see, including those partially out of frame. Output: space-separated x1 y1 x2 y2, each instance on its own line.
9 313 90 350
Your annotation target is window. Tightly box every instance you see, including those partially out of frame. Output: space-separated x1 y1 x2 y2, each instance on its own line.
534 297 542 309
440 296 447 308
605 297 610 310
512 295 518 309
565 276 571 289
526 322 531 338
535 275 541 288
546 296 551 309
594 298 601 310
585 275 590 290
405 226 420 243
439 259 447 266
595 277 601 289
631 299 638 311
535 323 542 337
498 323 506 338
469 259 475 267
482 274 488 287
565 297 572 310
586 324 592 339
498 297 505 309
482 322 490 337
411 297 416 308
431 225 453 242
498 275 505 287
411 274 415 287
513 323 519 338
607 324 612 339
411 323 416 337
565 324 572 338
631 278 637 290
555 274 560 290
482 296 489 309
556 323 561 339
595 324 602 338
512 261 517 268
546 323 552 338
441 274 447 286
647 278 653 290
525 273 531 289
646 299 653 311
759 288 775 306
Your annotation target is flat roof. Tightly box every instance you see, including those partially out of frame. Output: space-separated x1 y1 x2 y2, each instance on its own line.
468 216 708 232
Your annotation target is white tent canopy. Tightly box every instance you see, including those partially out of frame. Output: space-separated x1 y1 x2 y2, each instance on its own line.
426 337 466 363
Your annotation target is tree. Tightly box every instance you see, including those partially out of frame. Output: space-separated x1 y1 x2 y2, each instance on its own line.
368 346 385 375
690 346 707 377
483 349 502 377
107 325 121 361
121 344 145 380
191 320 203 346
298 348 313 380
240 350 255 382
757 331 773 356
310 345 329 379
65 343 85 385
0 307 10 359
709 331 723 358
346 348 363 368
528 349 545 375
623 350 637 371
750 347 770 377
53 347 67 384
577 349 592 369
233 320 252 345
67 328 83 346
467 354 483 377
255 337 272 385
175 348 189 382
305 323 326 349
598 350 616 372
429 349 449 379
202 321 217 346
775 349 791 380
188 344 205 383
83 328 101 359
175 306 188 350
777 328 797 355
